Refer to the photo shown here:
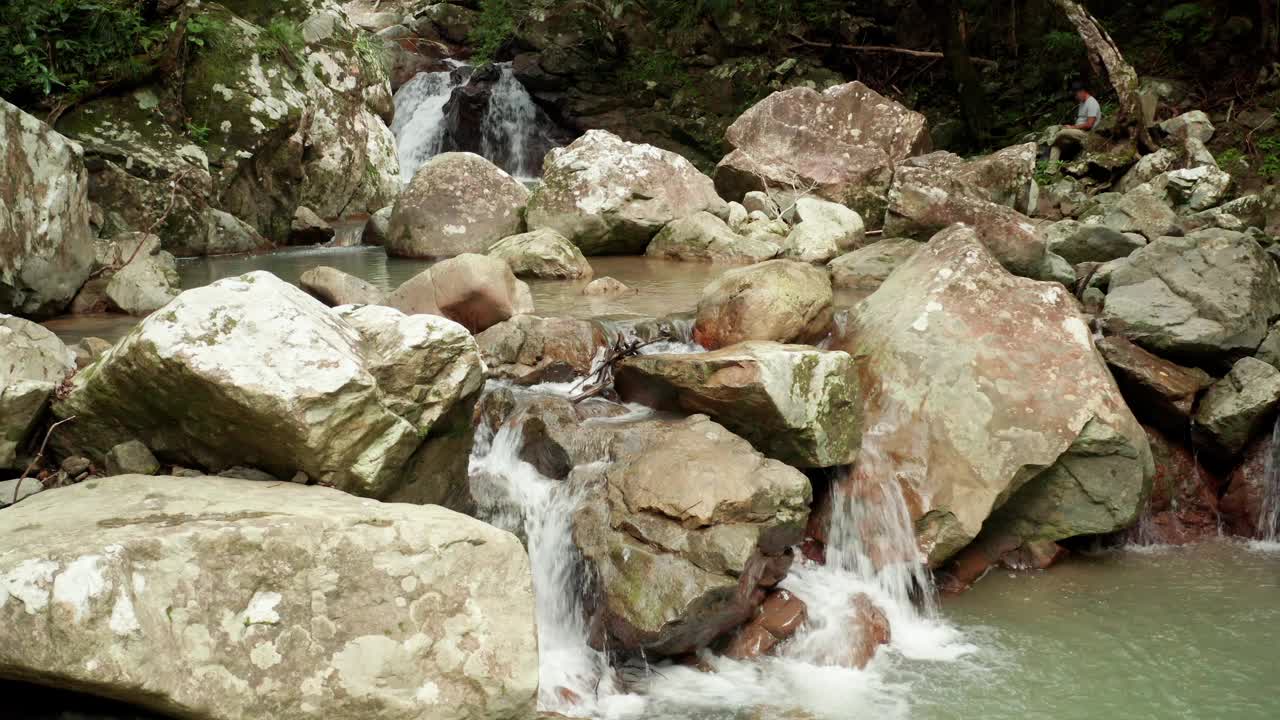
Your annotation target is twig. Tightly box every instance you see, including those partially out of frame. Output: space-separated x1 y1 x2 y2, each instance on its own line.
89 166 194 280
12 416 76 505
569 335 668 404
787 33 999 67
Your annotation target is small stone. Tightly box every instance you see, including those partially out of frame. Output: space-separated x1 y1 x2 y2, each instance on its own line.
105 440 160 476
583 277 634 296
290 471 309 484
60 456 92 476
217 466 280 482
170 466 203 478
291 206 335 245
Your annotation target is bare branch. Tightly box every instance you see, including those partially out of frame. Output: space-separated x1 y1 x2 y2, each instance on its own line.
12 416 76 506
788 33 999 67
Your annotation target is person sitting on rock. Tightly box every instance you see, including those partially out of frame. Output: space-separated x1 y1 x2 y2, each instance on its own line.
1048 83 1102 162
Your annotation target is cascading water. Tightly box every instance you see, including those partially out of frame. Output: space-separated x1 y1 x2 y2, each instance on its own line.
391 64 470 184
392 62 558 184
1256 416 1280 543
480 65 549 180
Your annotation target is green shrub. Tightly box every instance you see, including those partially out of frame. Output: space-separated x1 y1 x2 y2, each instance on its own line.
1160 3 1213 46
0 0 166 107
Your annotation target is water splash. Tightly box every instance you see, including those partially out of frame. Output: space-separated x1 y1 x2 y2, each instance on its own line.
480 65 549 181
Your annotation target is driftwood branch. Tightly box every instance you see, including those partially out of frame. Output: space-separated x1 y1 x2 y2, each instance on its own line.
11 416 76 506
569 336 668 403
788 33 999 67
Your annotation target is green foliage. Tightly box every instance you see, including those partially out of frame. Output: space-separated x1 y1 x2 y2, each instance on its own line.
185 121 211 146
1217 147 1245 168
1159 3 1213 47
257 18 304 61
0 0 167 106
182 13 230 51
352 32 389 82
620 49 687 91
1256 135 1280 177
1034 159 1063 186
471 0 520 64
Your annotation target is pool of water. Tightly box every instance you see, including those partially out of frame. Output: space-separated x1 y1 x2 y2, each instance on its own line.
626 541 1280 720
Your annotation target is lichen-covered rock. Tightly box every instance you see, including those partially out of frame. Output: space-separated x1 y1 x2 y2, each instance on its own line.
387 153 529 258
1046 222 1146 265
527 130 728 255
299 265 386 306
1 98 94 317
488 228 593 279
582 277 634 296
779 197 866 264
98 234 181 316
1100 184 1178 240
1116 148 1178 194
52 272 483 503
616 342 859 467
362 205 394 246
1103 229 1280 364
1159 110 1215 143
834 225 1151 564
289 206 335 245
573 415 810 656
901 144 1039 212
1161 165 1233 213
0 475 537 720
885 160 1056 279
693 260 833 350
646 212 779 264
1193 357 1280 455
714 82 929 226
387 254 534 333
475 315 606 383
55 7 399 254
828 238 921 296
0 315 74 470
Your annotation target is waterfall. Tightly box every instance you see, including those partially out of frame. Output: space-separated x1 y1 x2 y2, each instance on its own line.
1258 417 1280 542
480 65 547 180
392 62 559 184
391 65 470 185
468 388 629 716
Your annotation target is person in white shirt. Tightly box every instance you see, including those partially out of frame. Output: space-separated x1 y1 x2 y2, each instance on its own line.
1049 83 1102 162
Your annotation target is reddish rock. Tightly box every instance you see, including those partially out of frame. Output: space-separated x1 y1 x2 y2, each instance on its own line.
846 594 891 670
999 540 1069 571
714 82 930 227
387 253 534 333
1097 336 1213 432
723 589 808 661
1221 430 1278 538
1128 426 1221 544
553 687 582 706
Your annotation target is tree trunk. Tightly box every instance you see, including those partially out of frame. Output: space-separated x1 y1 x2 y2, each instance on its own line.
1049 0 1155 152
1262 0 1280 57
922 0 990 145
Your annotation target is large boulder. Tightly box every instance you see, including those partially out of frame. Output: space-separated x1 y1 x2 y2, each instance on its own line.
828 238 921 296
834 225 1151 564
1 315 75 470
1193 357 1280 456
96 233 181 316
693 260 834 350
1132 426 1222 545
901 144 1039 212
475 315 606 383
573 415 810 655
1103 229 1280 365
1096 335 1213 431
527 130 728 255
1045 222 1146 265
1100 184 1178 241
1 98 94 317
713 82 930 225
778 198 866 263
615 342 859 467
52 272 484 504
387 152 529 258
646 212 779 264
1220 432 1278 538
884 159 1056 280
0 475 537 720
56 6 398 252
487 228 593 279
387 254 534 333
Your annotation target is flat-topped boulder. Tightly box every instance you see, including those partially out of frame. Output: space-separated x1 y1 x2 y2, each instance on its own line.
693 260 833 350
1 98 94 317
475 315 606 383
299 266 387 306
779 198 867 264
387 152 529 258
1194 357 1280 456
714 82 930 226
52 272 484 504
1103 229 1280 365
828 238 920 295
834 225 1151 563
616 342 859 467
487 228 593 279
527 130 727 255
646 212 779 264
0 475 537 720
